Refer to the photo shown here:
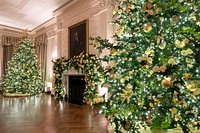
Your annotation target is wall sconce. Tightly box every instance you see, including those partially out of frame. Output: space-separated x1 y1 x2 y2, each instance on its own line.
51 48 57 62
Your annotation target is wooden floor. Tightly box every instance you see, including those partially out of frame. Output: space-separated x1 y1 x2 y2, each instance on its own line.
0 93 108 133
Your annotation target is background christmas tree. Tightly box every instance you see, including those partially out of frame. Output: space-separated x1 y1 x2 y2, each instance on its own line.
91 0 200 132
3 39 44 95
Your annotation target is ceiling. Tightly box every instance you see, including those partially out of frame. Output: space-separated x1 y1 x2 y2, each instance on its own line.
0 0 71 31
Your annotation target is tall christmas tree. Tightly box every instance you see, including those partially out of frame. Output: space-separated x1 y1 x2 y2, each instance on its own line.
3 39 44 96
92 0 200 132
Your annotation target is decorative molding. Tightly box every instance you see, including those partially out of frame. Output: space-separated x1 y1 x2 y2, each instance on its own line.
46 26 58 38
98 0 118 9
16 0 30 9
0 29 24 38
0 24 24 32
53 0 75 17
0 0 30 9
57 21 62 31
34 33 47 46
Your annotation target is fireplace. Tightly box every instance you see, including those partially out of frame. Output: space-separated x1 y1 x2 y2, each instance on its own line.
62 68 108 105
62 68 85 104
68 75 85 104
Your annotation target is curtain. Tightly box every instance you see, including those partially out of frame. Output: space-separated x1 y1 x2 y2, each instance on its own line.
34 34 47 82
2 35 21 76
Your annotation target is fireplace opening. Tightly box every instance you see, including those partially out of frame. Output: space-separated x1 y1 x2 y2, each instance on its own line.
68 75 85 104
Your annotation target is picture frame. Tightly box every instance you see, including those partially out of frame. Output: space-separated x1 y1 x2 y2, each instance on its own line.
68 19 89 58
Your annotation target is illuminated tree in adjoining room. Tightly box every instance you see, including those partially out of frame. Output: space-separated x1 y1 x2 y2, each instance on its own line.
3 39 44 95
91 0 200 132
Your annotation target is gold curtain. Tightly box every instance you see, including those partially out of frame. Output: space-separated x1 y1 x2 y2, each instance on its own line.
34 34 47 82
1 35 21 77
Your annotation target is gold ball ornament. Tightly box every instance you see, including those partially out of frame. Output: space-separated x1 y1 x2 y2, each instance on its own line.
161 76 173 88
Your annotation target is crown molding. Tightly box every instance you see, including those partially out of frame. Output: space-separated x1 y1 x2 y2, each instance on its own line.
0 26 25 37
52 0 77 17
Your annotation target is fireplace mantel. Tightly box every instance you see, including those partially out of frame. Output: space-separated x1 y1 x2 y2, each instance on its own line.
63 68 85 76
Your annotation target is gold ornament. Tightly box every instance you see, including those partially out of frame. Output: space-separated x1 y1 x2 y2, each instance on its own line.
175 114 182 121
147 9 154 15
147 57 153 64
156 7 161 13
173 98 181 105
158 40 166 49
130 43 136 49
118 9 123 14
110 48 116 55
153 98 160 105
142 64 150 69
128 4 135 10
193 88 200 96
153 66 166 73
143 22 153 33
121 86 133 103
171 15 180 24
181 50 187 56
120 78 125 83
153 66 160 72
145 47 155 56
168 58 176 65
149 102 153 108
186 57 193 63
175 39 186 48
161 76 173 88
186 81 198 92
126 9 131 13
170 107 177 115
186 48 193 54
183 38 189 44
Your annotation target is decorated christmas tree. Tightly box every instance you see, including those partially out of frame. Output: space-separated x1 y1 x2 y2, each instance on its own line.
3 39 44 96
91 0 200 132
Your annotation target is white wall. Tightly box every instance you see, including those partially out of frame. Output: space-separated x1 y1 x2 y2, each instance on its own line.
55 0 114 57
46 36 57 82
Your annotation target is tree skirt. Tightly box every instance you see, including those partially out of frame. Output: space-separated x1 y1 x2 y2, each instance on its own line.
3 93 31 97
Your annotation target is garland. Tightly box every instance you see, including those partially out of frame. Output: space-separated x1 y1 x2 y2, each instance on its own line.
52 53 104 104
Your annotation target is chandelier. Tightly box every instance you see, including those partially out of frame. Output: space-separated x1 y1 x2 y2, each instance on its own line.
98 0 119 8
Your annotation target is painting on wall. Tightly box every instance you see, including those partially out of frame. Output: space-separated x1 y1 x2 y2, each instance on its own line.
68 19 89 58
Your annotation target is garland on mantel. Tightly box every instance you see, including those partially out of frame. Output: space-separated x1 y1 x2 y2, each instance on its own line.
52 53 104 104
